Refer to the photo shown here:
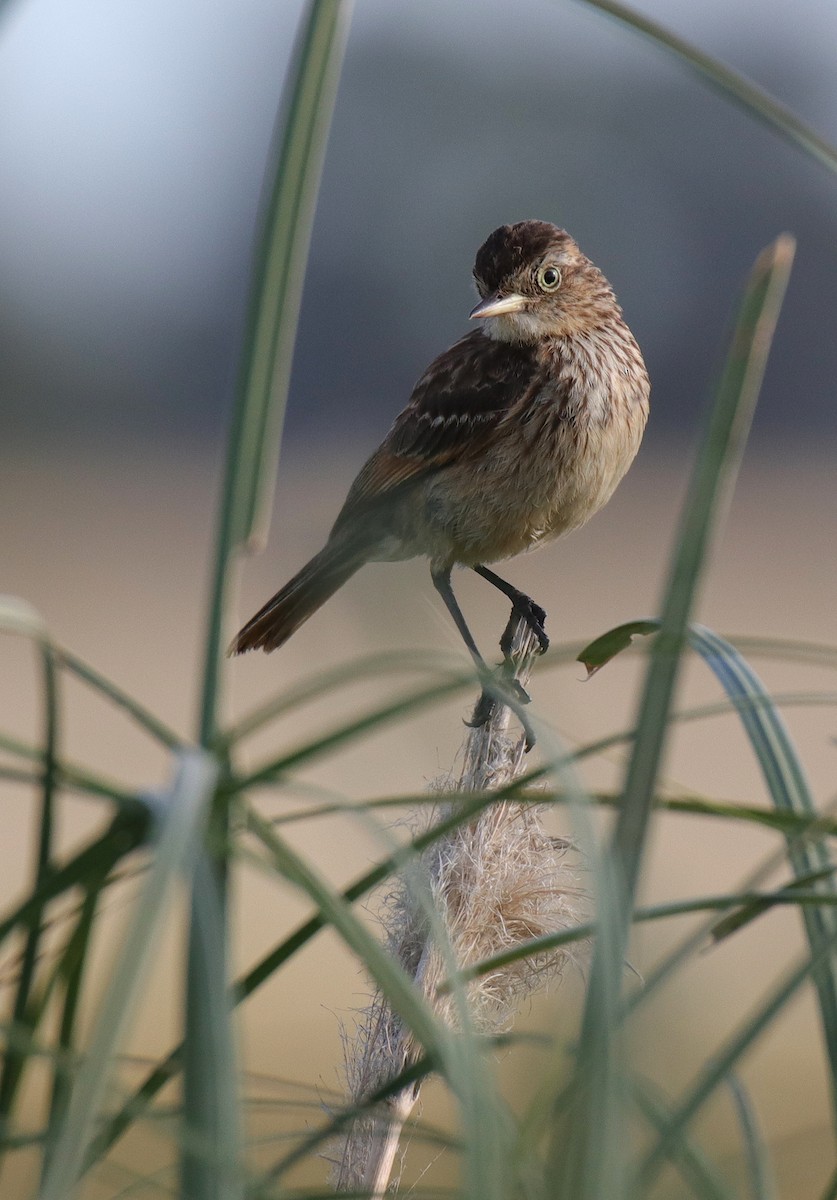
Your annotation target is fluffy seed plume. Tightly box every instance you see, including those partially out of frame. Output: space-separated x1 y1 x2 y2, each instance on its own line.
332 615 586 1195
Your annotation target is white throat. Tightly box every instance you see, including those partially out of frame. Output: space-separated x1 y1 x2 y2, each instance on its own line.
482 311 544 343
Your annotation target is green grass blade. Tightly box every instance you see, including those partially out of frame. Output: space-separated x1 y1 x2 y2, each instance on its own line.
198 0 353 746
0 642 57 1154
55 646 182 749
633 1078 736 1200
224 649 470 745
0 811 148 949
86 779 528 1168
237 670 477 785
688 625 837 1127
557 235 795 1199
575 0 837 175
244 805 518 1200
180 852 244 1200
229 0 353 555
726 1074 777 1200
0 594 179 752
39 749 216 1200
0 728 144 808
634 933 837 1192
185 8 352 1191
729 636 837 671
243 804 444 1055
615 235 794 908
710 866 837 943
42 882 104 1178
443 888 837 995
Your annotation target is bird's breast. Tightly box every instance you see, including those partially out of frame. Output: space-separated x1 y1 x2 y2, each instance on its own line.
415 340 648 567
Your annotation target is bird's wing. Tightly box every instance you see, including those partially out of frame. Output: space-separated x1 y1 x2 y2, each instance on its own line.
332 331 541 530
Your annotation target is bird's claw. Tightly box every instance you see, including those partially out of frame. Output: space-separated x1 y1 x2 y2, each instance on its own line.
465 673 536 749
499 596 549 656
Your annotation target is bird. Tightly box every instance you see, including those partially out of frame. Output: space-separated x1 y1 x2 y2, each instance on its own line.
231 220 649 723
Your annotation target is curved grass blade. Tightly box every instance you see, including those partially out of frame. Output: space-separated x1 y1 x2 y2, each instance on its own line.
617 235 794 899
42 881 104 1178
581 624 837 679
0 729 143 808
634 931 837 1193
244 804 516 1200
199 0 353 743
0 596 180 751
710 866 836 944
0 812 149 950
226 649 481 746
0 642 57 1161
55 646 182 749
237 669 480 785
40 749 216 1200
689 625 837 1127
0 594 47 640
726 1074 777 1200
730 636 837 671
243 804 444 1056
578 619 659 677
557 235 795 1199
574 0 837 176
187 7 353 1192
633 1078 736 1200
85 772 541 1167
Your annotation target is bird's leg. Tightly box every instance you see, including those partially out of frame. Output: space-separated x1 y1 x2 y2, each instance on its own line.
431 567 531 726
472 565 549 654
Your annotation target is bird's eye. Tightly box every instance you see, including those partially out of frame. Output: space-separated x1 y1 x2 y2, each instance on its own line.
537 264 562 292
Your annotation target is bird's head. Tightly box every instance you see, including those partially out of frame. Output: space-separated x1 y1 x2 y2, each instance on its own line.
470 220 616 342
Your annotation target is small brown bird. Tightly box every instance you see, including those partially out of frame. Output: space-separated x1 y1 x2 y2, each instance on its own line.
232 220 649 717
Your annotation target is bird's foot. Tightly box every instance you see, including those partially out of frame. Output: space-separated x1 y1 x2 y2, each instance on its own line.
500 596 549 657
465 673 536 749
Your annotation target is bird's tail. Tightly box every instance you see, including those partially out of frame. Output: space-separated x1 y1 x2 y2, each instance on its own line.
230 538 368 655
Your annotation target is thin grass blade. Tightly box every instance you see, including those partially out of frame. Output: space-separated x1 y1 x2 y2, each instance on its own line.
555 235 795 1198
199 0 353 744
0 811 148 949
634 932 837 1192
688 625 837 1128
245 802 515 1200
633 1078 736 1200
0 641 57 1156
42 881 104 1179
574 0 837 175
180 851 245 1200
185 7 353 1192
243 804 444 1057
615 235 794 910
55 645 182 749
39 749 216 1200
726 1074 777 1200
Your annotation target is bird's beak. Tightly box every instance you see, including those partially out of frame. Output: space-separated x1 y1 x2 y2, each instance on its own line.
469 291 527 320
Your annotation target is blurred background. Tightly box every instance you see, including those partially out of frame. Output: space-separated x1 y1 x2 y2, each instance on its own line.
1 0 837 1195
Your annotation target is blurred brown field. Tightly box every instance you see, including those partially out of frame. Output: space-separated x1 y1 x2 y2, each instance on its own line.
1 436 836 1196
